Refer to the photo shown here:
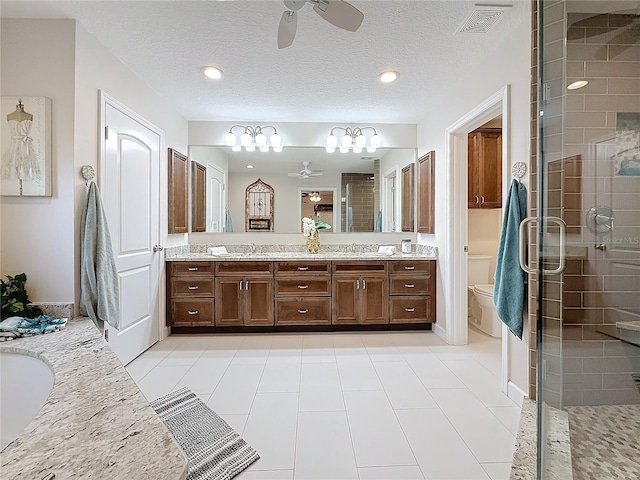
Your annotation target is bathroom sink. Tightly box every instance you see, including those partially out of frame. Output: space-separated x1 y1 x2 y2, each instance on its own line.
0 352 54 450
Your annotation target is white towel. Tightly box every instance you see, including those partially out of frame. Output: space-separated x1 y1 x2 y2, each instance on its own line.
378 246 396 255
208 246 229 256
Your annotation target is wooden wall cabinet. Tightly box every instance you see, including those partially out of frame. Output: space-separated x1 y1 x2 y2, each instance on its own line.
401 164 415 232
468 129 502 209
417 151 435 234
168 148 189 234
191 161 206 233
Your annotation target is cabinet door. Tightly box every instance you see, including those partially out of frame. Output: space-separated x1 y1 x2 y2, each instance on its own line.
191 161 206 233
468 133 481 208
417 151 435 234
214 278 244 326
245 278 274 326
360 276 389 324
332 276 360 325
168 148 189 234
477 130 502 208
401 163 414 232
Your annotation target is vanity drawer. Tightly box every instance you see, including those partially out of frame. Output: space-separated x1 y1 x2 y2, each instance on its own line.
170 262 215 276
275 298 331 325
169 299 215 326
215 261 273 276
389 260 433 275
275 277 331 296
389 296 433 323
389 276 431 295
171 277 215 297
332 261 388 275
275 261 331 275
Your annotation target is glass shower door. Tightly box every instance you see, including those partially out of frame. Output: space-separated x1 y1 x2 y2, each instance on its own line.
537 1 640 478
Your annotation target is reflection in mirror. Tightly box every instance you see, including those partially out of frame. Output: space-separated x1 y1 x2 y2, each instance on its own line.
301 189 335 232
245 178 274 231
187 146 416 233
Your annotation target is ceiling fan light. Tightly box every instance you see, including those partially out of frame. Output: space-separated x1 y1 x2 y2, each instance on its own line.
352 146 362 153
325 146 336 153
370 134 381 147
339 146 349 153
273 146 283 153
255 133 267 146
327 134 337 148
225 132 237 146
259 146 269 152
245 145 256 152
270 133 282 147
240 132 252 147
231 145 242 152
341 134 352 148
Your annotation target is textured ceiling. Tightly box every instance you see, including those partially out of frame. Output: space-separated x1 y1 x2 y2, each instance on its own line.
1 0 530 124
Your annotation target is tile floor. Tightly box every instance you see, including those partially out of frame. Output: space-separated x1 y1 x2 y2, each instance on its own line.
127 328 521 480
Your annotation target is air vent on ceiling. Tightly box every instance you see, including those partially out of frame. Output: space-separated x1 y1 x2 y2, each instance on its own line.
456 4 511 34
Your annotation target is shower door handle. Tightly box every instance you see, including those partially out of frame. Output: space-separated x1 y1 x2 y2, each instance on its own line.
519 216 567 275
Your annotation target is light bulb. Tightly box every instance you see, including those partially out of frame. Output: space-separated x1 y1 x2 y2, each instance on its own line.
232 145 241 152
259 146 269 152
270 133 282 147
255 133 267 146
327 134 337 147
379 71 398 83
370 134 381 147
341 134 352 148
355 134 366 148
339 146 349 153
225 132 237 146
325 146 336 153
366 147 376 153
353 146 362 153
240 132 252 147
202 66 223 80
245 145 255 152
273 146 283 153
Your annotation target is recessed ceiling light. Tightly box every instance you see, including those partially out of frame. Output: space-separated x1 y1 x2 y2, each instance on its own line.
246 165 254 169
379 71 399 83
202 66 223 80
567 80 588 90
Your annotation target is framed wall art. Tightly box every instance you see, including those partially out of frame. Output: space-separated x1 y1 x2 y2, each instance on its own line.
1 96 52 196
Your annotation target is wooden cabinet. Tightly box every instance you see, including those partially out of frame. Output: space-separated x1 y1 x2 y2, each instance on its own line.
275 261 331 326
417 151 435 234
167 262 214 326
401 163 414 232
389 260 435 324
168 148 189 234
215 262 274 326
468 129 502 209
332 261 388 325
191 161 206 233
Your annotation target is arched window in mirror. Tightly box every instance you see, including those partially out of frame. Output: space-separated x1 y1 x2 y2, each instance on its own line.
245 178 274 231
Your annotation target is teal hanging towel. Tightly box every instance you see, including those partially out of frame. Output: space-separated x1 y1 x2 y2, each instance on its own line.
494 179 528 339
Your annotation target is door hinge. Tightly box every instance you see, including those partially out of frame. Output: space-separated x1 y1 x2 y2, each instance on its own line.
104 329 109 342
105 126 109 140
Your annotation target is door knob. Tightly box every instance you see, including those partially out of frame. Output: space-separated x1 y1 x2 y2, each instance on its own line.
153 245 164 252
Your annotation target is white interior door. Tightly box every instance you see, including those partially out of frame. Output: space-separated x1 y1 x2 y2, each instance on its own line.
383 169 397 232
101 93 163 366
207 163 225 232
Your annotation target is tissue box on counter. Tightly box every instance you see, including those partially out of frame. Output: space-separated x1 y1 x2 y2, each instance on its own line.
377 246 396 255
208 246 229 256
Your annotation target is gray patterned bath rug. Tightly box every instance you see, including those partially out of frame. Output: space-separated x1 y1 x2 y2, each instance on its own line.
151 387 259 480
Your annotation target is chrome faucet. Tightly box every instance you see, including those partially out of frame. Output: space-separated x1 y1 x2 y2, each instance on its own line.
250 243 256 254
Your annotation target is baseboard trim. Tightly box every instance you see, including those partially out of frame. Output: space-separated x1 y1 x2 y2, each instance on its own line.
433 323 447 342
508 381 527 406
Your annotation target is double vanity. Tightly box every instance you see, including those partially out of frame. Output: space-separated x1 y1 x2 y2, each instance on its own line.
166 246 437 333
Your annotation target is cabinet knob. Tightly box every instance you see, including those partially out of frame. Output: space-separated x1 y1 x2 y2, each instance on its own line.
188 310 198 315
188 286 199 290
298 284 309 289
298 309 309 314
405 307 415 312
297 266 309 271
405 283 415 288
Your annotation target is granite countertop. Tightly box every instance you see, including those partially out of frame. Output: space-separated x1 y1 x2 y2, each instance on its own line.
0 318 188 479
167 252 438 262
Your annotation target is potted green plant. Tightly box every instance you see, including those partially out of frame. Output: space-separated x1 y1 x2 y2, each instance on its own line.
1 273 42 320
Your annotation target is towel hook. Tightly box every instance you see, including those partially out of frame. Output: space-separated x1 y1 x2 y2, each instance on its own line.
511 162 527 180
81 165 96 186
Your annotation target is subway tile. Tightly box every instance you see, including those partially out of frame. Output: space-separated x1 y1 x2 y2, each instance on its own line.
569 77 608 94
563 373 603 391
586 61 640 78
563 357 583 374
585 94 640 111
563 292 582 308
604 341 640 357
568 44 608 61
564 127 584 144
609 14 640 28
581 326 612 341
569 14 608 28
609 45 640 62
603 372 640 389
562 325 583 341
584 292 640 308
582 388 640 406
563 390 583 406
567 27 586 44
584 27 640 46
607 78 640 94
567 61 586 77
583 356 640 373
563 340 604 358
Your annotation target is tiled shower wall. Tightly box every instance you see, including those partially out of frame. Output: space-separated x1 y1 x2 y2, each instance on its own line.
341 172 375 232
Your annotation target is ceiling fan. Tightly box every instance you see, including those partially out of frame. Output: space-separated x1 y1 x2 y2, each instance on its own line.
278 0 365 49
288 161 324 178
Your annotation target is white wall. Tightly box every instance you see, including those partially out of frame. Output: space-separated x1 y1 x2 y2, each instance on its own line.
416 19 531 393
73 23 189 308
380 149 415 233
0 19 76 302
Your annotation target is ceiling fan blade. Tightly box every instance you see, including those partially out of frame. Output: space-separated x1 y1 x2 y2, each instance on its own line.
278 10 298 49
313 0 364 32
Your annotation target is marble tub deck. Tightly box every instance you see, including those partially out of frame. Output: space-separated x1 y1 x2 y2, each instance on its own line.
0 317 188 479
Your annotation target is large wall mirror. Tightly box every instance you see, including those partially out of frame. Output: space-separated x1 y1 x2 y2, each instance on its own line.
188 146 416 234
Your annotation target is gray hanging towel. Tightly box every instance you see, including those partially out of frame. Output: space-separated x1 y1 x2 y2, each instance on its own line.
494 179 527 339
224 207 233 233
80 182 120 330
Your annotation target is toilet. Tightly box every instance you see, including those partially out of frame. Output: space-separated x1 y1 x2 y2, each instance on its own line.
467 254 502 338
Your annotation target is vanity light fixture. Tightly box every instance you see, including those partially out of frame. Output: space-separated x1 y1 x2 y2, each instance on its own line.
309 192 321 202
224 125 283 152
325 126 381 154
202 66 223 80
379 71 399 83
567 80 588 90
